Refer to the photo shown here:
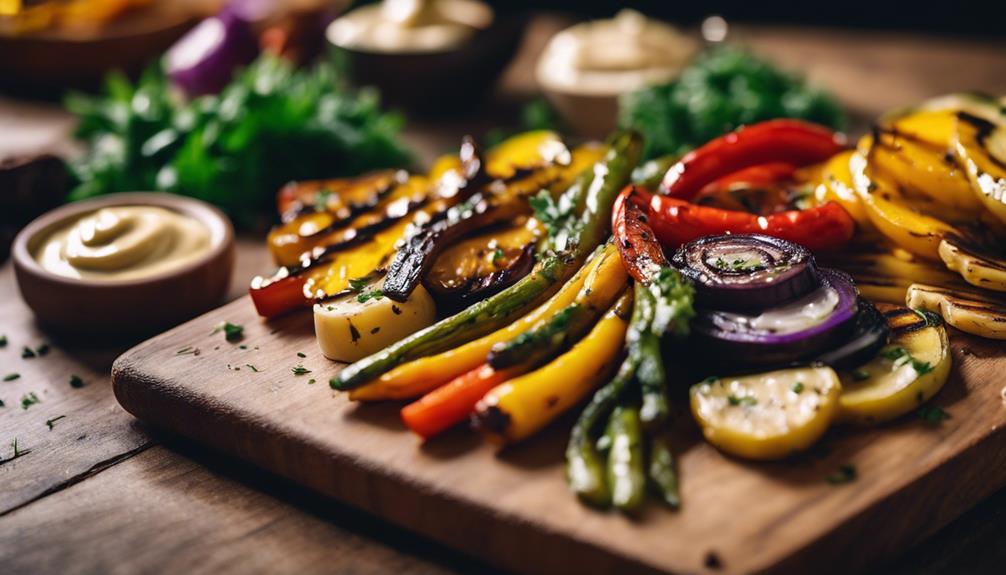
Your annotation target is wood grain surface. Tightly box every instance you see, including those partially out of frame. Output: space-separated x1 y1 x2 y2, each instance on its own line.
111 293 1006 575
4 15 1006 575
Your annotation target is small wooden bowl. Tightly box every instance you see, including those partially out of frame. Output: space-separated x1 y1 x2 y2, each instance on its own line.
12 193 235 339
327 13 526 116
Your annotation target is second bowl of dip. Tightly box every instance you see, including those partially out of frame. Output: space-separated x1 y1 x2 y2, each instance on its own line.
536 10 697 138
327 0 525 115
12 192 235 338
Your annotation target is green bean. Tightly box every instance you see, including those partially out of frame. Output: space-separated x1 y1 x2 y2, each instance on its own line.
606 404 646 512
648 433 681 510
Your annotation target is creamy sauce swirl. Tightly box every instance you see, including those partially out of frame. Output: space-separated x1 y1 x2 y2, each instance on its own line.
36 206 211 281
327 0 493 53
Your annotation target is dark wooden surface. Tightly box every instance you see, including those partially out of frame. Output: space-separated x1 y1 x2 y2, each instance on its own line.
3 14 1006 574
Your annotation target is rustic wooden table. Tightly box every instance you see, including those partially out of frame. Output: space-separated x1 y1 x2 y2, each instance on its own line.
2 16 1006 574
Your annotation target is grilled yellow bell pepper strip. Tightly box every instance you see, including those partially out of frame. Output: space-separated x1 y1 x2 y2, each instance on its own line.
473 290 632 444
814 150 872 230
348 244 606 401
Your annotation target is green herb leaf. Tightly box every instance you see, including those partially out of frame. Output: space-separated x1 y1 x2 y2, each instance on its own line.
45 415 67 430
69 375 85 388
307 379 316 385
21 347 36 359
245 364 260 373
918 405 950 426
3 373 20 382
176 346 200 356
1 437 31 463
0 334 7 347
291 365 311 376
35 343 50 356
20 392 40 410
213 321 244 343
356 288 384 303
348 278 369 292
791 382 805 394
297 352 306 358
728 395 757 407
826 464 857 485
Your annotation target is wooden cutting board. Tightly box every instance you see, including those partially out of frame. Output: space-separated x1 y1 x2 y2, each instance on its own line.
112 295 1006 575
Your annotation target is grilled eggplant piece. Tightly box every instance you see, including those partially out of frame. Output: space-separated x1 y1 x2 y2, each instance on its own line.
382 143 605 301
424 217 539 311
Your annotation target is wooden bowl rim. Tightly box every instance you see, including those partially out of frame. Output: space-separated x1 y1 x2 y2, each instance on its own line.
13 192 234 289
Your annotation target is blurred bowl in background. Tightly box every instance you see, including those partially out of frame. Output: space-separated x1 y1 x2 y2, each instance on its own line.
535 10 696 139
0 3 206 96
326 0 526 116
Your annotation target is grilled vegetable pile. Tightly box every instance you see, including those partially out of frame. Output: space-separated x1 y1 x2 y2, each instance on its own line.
247 93 1006 515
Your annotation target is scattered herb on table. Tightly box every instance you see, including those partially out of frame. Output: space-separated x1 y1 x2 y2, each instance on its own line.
69 374 85 388
3 373 19 382
0 399 4 407
291 365 311 376
296 352 306 358
619 46 845 160
826 464 857 485
21 346 35 359
1 438 30 463
21 392 40 410
46 415 67 430
919 405 950 427
245 364 260 373
239 344 248 350
213 321 244 343
307 379 316 385
176 346 200 356
35 343 50 356
65 55 412 226
0 334 6 347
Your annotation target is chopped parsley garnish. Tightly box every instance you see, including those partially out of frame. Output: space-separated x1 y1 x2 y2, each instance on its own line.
0 334 7 347
492 248 505 265
348 278 369 292
35 343 50 356
46 415 66 430
176 346 200 356
21 392 40 410
712 256 765 273
826 464 857 485
1 437 31 463
918 405 950 427
291 365 311 376
245 364 260 372
791 382 805 394
728 395 757 407
69 375 85 388
852 369 871 381
357 288 384 303
297 352 306 358
213 321 244 343
21 346 36 359
3 373 20 382
239 344 248 350
307 379 316 385
0 399 4 407
880 346 933 375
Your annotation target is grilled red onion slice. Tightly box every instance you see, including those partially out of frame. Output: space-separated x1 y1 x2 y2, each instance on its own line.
690 268 859 366
672 234 817 312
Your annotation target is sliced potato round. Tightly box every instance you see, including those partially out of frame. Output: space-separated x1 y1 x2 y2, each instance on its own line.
839 307 951 424
907 283 1006 340
689 366 841 461
939 236 1006 292
314 282 436 362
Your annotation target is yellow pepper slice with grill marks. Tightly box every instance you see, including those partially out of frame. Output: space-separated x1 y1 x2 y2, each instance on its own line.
473 289 632 444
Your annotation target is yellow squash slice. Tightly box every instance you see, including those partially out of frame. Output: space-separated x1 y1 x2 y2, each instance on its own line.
839 306 951 424
689 366 842 460
907 283 1006 340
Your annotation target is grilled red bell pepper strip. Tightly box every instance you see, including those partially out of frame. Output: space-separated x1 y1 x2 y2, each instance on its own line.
249 274 308 318
660 119 845 200
700 162 797 195
612 184 670 283
624 186 854 253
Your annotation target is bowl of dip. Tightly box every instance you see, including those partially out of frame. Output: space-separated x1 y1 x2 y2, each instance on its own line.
326 0 525 115
12 192 235 338
536 10 697 138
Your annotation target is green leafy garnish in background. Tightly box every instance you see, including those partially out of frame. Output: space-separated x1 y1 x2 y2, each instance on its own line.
619 46 845 160
65 55 412 226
